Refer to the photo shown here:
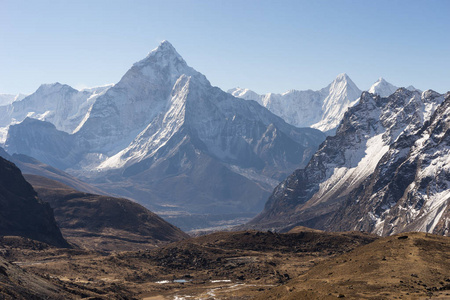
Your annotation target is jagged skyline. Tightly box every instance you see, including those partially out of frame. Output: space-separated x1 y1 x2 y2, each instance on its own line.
1 0 449 95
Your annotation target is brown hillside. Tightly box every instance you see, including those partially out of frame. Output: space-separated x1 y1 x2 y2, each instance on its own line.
256 232 450 299
24 174 189 251
4 228 376 299
0 255 71 300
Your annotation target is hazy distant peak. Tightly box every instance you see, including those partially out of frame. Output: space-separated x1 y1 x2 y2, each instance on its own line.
327 73 360 92
368 77 398 97
140 40 184 64
0 93 27 105
159 40 176 50
78 84 114 93
334 73 350 82
36 82 73 92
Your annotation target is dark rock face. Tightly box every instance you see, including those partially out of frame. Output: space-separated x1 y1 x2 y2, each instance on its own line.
0 157 69 247
249 89 450 236
326 92 450 236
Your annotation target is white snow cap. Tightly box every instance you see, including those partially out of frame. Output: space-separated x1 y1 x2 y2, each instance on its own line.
334 73 350 81
132 40 188 72
146 40 181 58
368 77 399 97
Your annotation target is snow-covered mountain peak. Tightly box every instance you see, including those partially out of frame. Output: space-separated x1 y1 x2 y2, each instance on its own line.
128 40 208 87
406 85 418 92
145 40 179 58
36 82 73 93
325 73 360 97
228 73 362 133
155 40 177 53
368 77 398 97
136 40 185 69
311 74 362 133
334 73 350 82
0 82 110 136
38 82 63 88
72 41 211 152
422 89 441 99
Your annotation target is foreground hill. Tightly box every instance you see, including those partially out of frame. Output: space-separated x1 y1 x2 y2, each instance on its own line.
0 157 69 248
1 227 376 299
25 175 189 251
256 232 450 299
2 229 448 299
0 254 69 300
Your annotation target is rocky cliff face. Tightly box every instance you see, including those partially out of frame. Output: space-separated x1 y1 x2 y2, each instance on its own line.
0 157 69 247
249 89 449 236
326 91 450 236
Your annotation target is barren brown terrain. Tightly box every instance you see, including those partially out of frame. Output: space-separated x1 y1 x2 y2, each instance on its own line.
255 232 450 299
24 174 189 251
0 228 377 299
1 224 449 299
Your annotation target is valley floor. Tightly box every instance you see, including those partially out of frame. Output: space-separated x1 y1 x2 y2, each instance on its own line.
1 230 450 299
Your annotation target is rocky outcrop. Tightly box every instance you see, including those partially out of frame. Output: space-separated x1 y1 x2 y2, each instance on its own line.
326 92 450 236
0 157 69 247
249 89 449 236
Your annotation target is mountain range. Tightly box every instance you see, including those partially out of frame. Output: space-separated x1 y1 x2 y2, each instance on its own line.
3 41 325 230
1 40 447 236
248 88 450 236
1 40 450 300
229 75 418 134
0 85 111 145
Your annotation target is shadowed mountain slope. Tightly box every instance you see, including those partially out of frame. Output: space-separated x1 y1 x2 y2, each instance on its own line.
0 157 69 248
25 174 189 251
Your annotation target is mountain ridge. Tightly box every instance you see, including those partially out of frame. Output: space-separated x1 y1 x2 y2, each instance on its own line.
248 88 448 235
4 41 325 230
229 75 419 135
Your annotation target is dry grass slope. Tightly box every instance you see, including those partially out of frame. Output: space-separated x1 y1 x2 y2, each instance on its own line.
256 232 450 299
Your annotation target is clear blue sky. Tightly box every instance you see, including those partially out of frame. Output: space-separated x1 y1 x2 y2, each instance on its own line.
1 0 449 95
